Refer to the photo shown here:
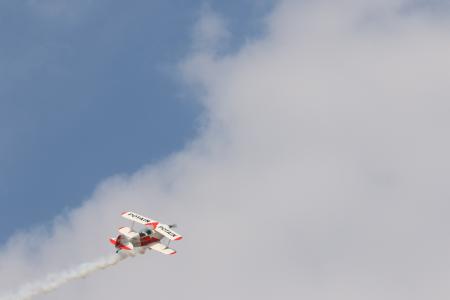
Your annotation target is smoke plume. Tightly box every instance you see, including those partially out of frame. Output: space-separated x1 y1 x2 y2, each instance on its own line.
0 254 127 300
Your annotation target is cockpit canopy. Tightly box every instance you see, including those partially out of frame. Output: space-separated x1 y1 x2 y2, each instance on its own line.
139 228 153 237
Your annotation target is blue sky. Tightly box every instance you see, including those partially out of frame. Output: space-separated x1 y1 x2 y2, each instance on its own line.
0 1 273 242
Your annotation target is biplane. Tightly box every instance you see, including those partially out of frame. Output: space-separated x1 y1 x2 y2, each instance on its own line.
109 211 182 255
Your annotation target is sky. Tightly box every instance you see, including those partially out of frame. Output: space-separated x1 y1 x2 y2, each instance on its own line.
0 0 274 242
2 0 450 299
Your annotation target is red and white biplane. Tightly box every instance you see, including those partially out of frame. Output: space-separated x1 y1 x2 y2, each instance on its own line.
109 211 182 255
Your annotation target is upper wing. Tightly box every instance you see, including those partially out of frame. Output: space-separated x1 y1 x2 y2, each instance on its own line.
121 211 183 241
121 211 159 227
154 224 183 241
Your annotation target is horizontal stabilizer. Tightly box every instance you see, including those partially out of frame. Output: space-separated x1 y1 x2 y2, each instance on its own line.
120 242 134 251
109 238 134 251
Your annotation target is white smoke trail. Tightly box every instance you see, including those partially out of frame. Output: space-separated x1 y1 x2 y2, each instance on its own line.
0 254 127 300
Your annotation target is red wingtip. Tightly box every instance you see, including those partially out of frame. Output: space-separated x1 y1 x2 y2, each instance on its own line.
170 251 177 255
121 211 128 215
175 236 183 241
109 238 117 245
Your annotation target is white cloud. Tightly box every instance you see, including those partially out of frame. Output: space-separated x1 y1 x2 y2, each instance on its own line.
191 5 230 53
2 0 450 299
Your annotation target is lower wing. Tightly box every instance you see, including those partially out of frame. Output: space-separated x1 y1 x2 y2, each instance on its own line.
147 242 176 255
